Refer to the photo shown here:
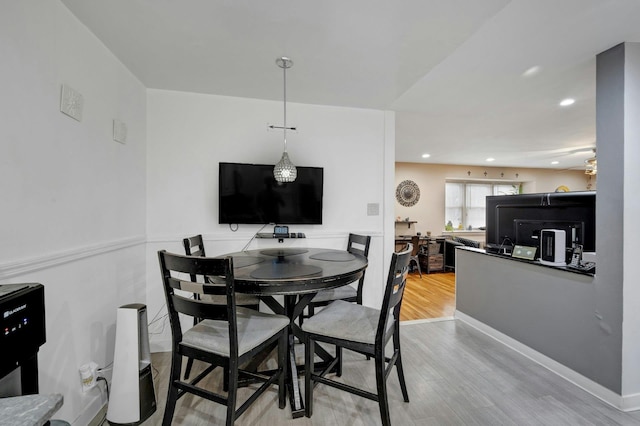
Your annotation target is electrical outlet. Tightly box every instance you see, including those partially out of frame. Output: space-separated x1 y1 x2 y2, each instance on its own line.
79 361 99 392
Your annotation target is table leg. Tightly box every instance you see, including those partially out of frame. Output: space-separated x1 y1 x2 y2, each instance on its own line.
284 294 305 418
260 293 342 418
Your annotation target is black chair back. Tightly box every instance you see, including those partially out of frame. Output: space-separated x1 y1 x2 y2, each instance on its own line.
347 233 372 303
376 243 411 345
347 233 371 257
410 236 420 256
183 234 206 256
158 250 240 356
183 234 208 283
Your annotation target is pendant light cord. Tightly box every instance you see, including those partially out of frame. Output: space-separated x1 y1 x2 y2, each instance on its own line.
283 62 287 153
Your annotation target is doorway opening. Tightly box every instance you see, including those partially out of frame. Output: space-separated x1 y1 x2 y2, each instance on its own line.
399 270 455 321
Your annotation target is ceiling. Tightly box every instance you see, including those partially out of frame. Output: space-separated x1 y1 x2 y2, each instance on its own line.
61 0 640 170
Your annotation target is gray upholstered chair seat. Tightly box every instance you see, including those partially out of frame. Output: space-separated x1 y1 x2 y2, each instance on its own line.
302 300 393 345
201 293 261 306
182 307 289 357
310 285 357 304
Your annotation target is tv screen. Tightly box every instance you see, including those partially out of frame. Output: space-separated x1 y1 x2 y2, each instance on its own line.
219 162 323 225
485 191 596 254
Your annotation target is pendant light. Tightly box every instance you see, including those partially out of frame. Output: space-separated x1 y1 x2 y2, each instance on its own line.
273 57 297 183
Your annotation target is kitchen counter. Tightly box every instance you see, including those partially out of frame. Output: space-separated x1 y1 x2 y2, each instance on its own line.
0 393 63 426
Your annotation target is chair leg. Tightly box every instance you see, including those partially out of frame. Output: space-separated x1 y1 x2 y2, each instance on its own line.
278 331 287 409
299 304 314 326
184 358 194 380
226 360 239 426
375 352 391 426
305 336 315 418
162 351 182 426
223 366 229 392
298 303 313 327
415 258 422 278
184 317 200 379
335 346 343 377
393 330 410 403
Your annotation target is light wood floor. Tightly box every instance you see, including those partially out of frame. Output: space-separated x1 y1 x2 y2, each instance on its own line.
136 320 640 425
400 271 456 321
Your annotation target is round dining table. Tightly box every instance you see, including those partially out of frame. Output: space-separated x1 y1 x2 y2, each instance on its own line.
221 247 368 418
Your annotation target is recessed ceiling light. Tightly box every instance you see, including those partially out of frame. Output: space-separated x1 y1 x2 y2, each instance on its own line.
522 66 541 77
486 157 495 162
560 98 575 107
421 153 431 158
551 161 559 165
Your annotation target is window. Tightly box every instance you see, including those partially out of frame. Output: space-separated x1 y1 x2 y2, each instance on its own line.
445 181 520 230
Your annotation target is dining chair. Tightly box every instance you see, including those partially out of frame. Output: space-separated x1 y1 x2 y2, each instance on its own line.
158 250 288 426
408 235 422 277
302 244 411 426
183 234 261 380
302 233 371 323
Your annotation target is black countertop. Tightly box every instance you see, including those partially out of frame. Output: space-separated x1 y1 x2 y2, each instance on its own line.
459 247 595 277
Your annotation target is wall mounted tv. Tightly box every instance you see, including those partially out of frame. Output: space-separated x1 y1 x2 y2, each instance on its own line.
218 162 323 225
485 191 596 254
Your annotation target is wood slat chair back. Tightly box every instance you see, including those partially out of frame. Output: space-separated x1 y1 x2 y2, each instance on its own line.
160 252 235 336
408 236 422 277
377 244 411 344
347 233 372 304
303 233 371 323
182 234 208 282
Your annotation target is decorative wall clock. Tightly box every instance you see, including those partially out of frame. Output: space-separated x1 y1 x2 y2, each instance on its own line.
396 180 420 207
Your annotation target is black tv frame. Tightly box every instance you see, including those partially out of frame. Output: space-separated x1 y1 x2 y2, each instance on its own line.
485 191 596 255
218 162 324 225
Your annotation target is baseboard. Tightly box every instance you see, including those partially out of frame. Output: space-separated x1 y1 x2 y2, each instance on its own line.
74 388 108 426
87 403 107 426
455 311 633 411
621 392 640 412
401 316 455 326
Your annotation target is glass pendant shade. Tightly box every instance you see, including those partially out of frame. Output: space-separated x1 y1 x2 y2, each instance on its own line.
274 151 297 182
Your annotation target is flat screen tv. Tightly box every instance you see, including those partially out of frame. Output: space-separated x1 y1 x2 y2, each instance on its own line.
485 191 596 255
219 162 323 225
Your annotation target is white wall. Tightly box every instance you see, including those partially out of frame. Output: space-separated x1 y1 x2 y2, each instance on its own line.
145 90 393 351
0 2 147 424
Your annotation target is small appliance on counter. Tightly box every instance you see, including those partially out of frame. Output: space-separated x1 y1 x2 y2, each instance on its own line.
539 229 566 266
